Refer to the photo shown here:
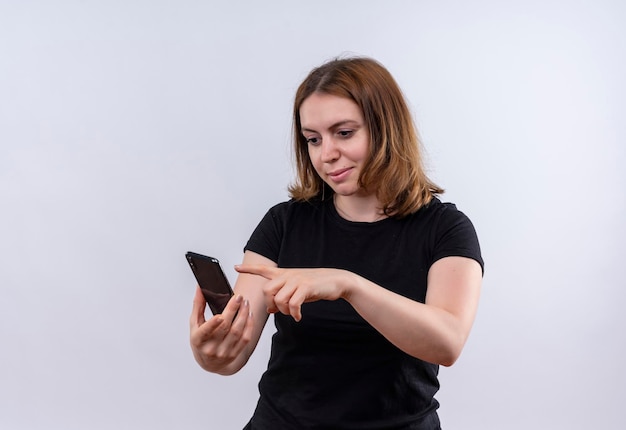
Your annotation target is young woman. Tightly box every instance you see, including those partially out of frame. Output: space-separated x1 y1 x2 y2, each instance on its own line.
190 57 483 429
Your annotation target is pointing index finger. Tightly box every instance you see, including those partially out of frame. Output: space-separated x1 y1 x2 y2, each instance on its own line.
234 264 277 279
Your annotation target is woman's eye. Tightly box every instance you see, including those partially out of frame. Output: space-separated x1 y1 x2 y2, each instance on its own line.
338 130 353 138
306 137 320 145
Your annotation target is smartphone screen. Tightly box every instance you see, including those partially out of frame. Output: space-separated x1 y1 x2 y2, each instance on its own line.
185 251 234 315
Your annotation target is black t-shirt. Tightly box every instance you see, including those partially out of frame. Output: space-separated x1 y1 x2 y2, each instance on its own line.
244 197 483 430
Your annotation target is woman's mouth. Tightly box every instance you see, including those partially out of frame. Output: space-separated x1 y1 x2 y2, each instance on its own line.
327 167 353 182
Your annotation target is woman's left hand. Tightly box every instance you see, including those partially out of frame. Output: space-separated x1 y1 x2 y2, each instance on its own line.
234 265 351 321
238 257 482 366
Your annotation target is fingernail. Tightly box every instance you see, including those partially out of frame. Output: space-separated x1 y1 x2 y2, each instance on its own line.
236 295 243 303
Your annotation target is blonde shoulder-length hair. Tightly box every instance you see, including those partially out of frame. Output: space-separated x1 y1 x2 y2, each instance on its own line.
288 57 443 218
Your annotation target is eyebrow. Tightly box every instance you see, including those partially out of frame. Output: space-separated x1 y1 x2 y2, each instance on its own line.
301 120 362 134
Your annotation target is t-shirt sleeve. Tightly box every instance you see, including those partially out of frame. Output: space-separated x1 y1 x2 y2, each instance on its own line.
243 202 286 263
432 204 484 274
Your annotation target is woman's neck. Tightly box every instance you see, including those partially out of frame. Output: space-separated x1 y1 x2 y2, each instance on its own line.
333 194 387 223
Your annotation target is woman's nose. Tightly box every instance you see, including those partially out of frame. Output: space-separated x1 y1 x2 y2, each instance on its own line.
320 138 340 162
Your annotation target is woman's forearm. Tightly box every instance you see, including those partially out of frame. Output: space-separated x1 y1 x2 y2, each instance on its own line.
342 257 482 366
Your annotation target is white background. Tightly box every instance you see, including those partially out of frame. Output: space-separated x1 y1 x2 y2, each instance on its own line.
1 1 624 429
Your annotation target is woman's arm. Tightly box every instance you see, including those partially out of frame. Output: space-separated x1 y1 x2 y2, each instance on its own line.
235 256 482 366
345 256 482 366
189 250 272 375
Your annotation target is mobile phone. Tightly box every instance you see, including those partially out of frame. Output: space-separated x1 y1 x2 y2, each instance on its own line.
185 251 234 315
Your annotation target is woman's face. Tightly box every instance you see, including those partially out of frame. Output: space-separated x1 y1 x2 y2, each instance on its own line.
299 93 371 198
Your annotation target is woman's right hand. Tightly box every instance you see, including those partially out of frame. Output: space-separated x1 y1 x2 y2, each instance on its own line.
189 287 254 375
